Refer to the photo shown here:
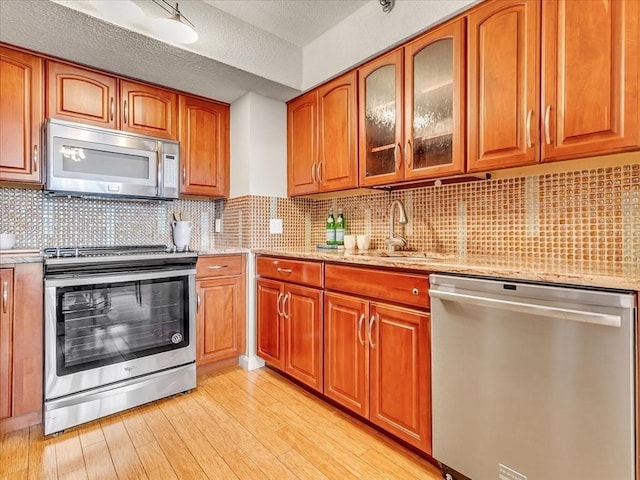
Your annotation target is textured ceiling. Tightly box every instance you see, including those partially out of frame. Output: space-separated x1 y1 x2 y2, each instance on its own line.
203 0 369 47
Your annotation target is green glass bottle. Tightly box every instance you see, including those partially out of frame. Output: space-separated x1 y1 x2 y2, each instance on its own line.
326 209 336 245
335 208 345 246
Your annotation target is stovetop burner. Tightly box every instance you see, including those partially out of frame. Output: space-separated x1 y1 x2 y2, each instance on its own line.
43 244 191 259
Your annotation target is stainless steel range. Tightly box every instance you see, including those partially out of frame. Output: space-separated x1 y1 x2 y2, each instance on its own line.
43 245 197 435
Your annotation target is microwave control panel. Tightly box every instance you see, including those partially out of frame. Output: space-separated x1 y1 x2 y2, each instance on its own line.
163 154 179 188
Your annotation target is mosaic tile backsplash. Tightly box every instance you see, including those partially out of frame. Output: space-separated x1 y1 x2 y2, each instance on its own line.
1 162 638 265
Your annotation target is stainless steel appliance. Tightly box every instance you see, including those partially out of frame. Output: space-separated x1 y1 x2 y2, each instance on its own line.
429 274 637 480
43 245 197 435
45 119 180 200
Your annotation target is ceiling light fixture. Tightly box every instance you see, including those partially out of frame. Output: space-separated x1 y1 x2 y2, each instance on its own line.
379 0 395 13
150 0 198 44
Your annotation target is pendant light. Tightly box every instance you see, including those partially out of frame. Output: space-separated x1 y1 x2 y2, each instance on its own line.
150 1 198 44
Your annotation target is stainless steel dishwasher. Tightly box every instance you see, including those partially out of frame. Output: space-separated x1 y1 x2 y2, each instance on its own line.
429 274 637 480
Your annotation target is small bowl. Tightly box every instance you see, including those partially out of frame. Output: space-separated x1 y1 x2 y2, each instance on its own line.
0 234 17 250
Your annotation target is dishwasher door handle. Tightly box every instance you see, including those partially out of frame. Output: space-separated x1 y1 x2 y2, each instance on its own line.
429 289 621 328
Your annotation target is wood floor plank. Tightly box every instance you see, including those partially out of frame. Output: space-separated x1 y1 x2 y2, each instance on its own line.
140 405 207 480
278 449 331 480
27 425 57 480
100 419 148 480
166 412 240 479
134 441 177 480
120 408 155 449
54 434 86 478
221 450 269 480
276 426 361 480
0 427 30 475
81 441 117 480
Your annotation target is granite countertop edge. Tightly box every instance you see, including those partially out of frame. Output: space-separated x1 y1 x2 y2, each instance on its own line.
251 248 640 292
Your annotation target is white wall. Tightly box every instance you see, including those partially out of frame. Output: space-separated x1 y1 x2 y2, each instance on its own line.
302 0 478 90
230 92 287 198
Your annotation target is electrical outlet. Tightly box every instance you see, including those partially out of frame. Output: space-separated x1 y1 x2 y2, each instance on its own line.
215 218 221 233
270 218 283 234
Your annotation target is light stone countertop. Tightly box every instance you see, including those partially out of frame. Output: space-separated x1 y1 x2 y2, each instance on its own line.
197 248 250 255
252 247 640 292
0 250 43 265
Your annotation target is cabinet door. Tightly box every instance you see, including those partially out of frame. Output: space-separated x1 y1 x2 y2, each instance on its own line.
0 47 43 184
257 279 284 369
369 303 431 453
317 71 358 192
287 90 319 196
324 292 369 417
359 49 404 186
11 263 43 419
467 0 540 171
542 0 640 161
284 284 323 392
46 60 117 129
120 80 178 140
197 276 244 365
0 269 13 420
180 95 229 197
404 18 466 180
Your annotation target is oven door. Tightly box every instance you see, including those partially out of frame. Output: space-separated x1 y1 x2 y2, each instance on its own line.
44 268 196 401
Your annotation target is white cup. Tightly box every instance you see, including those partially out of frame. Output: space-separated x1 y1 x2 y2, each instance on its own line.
357 234 370 251
344 234 356 250
172 221 192 251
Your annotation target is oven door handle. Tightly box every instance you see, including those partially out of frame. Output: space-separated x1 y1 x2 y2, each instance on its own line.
45 268 196 288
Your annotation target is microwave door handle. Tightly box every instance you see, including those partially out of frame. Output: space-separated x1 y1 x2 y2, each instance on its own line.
156 144 162 197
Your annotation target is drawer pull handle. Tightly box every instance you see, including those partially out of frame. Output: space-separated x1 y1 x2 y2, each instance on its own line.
544 105 552 145
33 145 38 172
525 109 534 148
196 294 200 313
367 315 376 349
357 313 365 346
276 268 293 275
208 265 228 270
276 292 284 316
282 293 290 319
2 281 8 314
412 288 419 296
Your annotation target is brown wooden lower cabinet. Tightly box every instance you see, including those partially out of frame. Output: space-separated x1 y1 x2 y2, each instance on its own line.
256 256 430 453
0 262 43 435
256 256 324 392
257 278 323 392
195 255 246 366
324 291 431 454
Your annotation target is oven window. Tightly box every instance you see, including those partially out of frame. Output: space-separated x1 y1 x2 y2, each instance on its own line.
56 277 189 376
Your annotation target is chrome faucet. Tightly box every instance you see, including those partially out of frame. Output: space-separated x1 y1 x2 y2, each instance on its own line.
385 199 408 252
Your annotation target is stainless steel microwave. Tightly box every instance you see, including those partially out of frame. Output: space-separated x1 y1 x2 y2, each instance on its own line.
45 119 180 200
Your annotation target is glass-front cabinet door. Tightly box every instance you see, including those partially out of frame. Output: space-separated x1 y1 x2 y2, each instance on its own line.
404 19 465 180
358 49 404 186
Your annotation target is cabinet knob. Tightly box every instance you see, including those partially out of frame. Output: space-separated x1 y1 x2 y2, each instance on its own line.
412 288 419 296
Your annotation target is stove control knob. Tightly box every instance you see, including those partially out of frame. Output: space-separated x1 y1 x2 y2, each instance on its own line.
170 331 183 344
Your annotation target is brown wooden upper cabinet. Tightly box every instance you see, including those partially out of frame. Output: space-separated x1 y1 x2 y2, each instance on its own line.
288 71 358 196
359 18 466 187
467 0 540 171
179 95 230 197
541 0 639 161
0 46 43 185
47 60 178 140
468 0 639 171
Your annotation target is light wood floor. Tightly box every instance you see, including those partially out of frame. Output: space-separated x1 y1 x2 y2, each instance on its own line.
0 366 442 480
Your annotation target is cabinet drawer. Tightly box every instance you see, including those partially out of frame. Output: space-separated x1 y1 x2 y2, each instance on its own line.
325 264 429 309
196 255 243 278
256 256 323 288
